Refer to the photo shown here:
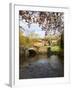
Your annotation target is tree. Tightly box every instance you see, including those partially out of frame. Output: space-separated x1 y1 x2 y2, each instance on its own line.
60 32 64 49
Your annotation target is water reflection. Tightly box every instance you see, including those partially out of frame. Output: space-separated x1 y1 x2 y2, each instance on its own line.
48 55 62 69
19 54 64 79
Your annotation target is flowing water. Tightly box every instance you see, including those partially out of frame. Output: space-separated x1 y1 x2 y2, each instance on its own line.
19 54 64 79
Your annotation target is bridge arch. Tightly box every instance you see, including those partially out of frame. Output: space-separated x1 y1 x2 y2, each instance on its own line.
27 47 38 57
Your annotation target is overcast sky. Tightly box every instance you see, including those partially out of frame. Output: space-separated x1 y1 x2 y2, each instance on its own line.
20 20 45 38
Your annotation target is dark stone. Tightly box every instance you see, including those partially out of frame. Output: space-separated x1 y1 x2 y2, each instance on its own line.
28 50 37 57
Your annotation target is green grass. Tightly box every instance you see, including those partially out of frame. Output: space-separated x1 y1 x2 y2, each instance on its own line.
51 46 61 52
37 45 62 52
40 45 61 51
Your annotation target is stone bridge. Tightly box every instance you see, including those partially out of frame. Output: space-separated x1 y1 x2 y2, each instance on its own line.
19 46 38 57
20 46 49 57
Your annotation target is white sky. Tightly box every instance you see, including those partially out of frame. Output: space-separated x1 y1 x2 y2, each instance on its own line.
20 20 45 38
